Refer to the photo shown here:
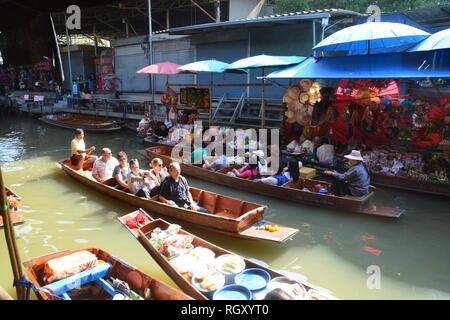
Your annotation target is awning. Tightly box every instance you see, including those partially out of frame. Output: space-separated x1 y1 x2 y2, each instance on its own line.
266 50 450 79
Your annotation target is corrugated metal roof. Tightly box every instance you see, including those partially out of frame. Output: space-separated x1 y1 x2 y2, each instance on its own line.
167 8 363 35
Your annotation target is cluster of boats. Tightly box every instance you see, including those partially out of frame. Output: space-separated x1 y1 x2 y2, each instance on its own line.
5 112 404 300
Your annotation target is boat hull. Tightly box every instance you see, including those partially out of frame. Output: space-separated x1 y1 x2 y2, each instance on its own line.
23 247 192 300
140 147 393 216
39 114 122 132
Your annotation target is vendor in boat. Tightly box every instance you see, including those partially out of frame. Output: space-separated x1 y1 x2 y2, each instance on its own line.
324 150 370 197
159 162 208 213
92 148 119 184
315 137 335 166
127 159 154 198
147 158 168 197
112 151 130 191
70 128 97 171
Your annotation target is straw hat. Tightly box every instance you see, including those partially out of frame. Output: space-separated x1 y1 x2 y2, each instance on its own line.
287 86 301 100
344 150 364 161
299 92 310 104
283 93 294 104
298 79 313 90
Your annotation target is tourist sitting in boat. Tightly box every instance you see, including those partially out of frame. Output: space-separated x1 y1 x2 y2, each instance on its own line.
324 150 370 197
112 151 130 191
70 128 97 171
92 148 119 184
227 160 260 180
127 159 154 198
159 162 208 213
147 158 168 197
254 165 291 186
203 153 229 171
191 141 207 164
315 137 335 165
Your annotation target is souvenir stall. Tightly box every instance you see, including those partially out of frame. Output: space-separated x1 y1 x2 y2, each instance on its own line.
278 77 450 196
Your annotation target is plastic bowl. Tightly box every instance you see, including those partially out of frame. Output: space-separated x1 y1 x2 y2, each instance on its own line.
213 284 252 300
191 270 225 299
234 268 271 291
215 254 245 285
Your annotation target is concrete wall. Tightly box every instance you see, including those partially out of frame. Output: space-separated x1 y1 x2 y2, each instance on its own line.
112 35 195 93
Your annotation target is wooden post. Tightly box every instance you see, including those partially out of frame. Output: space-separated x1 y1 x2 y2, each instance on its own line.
0 167 26 300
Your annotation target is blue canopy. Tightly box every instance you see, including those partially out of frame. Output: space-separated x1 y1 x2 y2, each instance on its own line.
266 50 450 79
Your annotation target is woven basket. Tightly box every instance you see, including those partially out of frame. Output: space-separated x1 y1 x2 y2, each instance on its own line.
287 86 301 100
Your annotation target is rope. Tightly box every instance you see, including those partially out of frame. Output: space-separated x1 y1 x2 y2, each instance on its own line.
13 276 64 300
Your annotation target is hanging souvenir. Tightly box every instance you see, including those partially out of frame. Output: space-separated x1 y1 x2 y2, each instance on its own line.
298 79 313 90
299 92 310 104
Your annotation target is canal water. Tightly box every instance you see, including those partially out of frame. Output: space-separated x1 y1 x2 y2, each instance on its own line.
1 114 449 300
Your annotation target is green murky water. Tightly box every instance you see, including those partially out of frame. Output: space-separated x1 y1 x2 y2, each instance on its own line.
1 114 449 300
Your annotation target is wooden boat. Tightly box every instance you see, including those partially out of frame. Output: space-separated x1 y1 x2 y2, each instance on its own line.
23 247 193 300
291 157 450 198
0 186 25 227
39 113 122 132
118 209 337 300
139 146 404 218
57 160 298 243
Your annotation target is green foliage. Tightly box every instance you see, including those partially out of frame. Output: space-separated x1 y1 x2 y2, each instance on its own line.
273 0 444 14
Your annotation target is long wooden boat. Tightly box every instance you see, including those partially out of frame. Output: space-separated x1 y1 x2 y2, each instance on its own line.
118 209 337 300
39 113 122 132
138 146 404 218
23 247 193 300
1 186 25 227
57 160 298 243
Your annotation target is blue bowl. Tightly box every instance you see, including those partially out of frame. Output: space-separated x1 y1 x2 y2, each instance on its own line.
234 268 271 291
213 284 252 300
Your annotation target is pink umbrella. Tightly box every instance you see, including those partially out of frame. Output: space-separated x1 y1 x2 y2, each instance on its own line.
136 61 196 75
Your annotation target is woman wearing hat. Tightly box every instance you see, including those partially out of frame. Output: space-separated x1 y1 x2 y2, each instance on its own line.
324 150 370 197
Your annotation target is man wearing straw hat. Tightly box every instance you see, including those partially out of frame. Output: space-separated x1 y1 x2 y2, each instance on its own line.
324 150 370 197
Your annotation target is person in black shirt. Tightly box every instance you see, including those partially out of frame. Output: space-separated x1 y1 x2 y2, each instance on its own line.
159 162 208 213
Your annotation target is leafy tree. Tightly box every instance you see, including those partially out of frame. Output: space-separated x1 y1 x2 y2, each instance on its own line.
273 0 445 14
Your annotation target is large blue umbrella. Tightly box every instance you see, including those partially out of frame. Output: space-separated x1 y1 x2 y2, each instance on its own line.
408 28 450 52
226 55 306 127
313 22 430 55
265 52 450 79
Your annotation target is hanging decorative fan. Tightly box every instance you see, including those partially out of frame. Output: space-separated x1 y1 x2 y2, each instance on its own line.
337 79 399 100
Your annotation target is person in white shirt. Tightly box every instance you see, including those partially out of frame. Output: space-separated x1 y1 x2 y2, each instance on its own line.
316 137 335 165
127 159 154 198
92 148 119 184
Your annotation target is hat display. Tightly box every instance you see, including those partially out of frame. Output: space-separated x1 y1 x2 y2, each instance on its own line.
344 150 364 161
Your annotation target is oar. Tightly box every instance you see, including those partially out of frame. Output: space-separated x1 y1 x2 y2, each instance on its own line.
0 166 26 300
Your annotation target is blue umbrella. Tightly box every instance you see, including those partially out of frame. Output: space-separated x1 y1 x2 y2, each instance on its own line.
313 22 430 55
226 55 306 128
178 59 233 73
265 52 450 79
226 55 306 70
408 28 450 52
